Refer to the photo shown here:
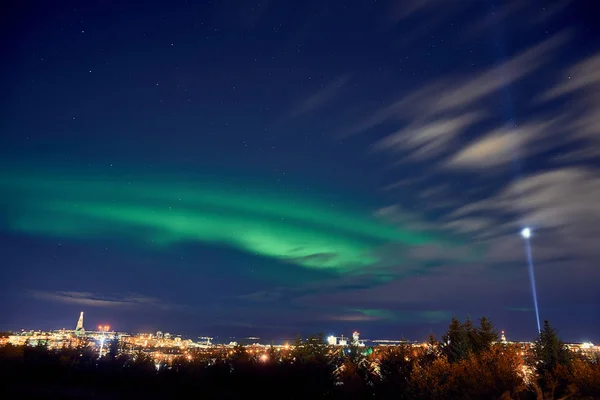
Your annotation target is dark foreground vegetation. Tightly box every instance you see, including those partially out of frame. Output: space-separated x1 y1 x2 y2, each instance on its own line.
1 318 599 399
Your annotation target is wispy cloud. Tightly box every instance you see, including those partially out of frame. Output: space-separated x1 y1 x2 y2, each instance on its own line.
424 32 569 116
342 31 568 140
466 2 526 36
236 289 283 302
28 290 175 311
445 120 556 169
417 185 447 200
388 0 439 21
442 217 494 234
373 112 485 160
374 205 436 232
466 0 571 37
541 53 600 101
288 74 351 118
447 166 600 260
539 52 600 154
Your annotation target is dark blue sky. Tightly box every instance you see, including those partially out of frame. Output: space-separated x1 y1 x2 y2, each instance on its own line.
1 0 599 343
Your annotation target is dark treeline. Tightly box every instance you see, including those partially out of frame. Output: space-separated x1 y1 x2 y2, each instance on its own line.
1 318 599 399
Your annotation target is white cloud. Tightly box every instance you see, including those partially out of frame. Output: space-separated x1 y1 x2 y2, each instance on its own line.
446 121 556 168
388 0 438 21
288 74 351 118
445 199 492 219
342 31 568 174
373 112 484 159
427 32 568 115
445 166 600 258
466 1 572 37
466 2 526 36
28 290 173 310
418 185 447 199
541 53 600 101
381 175 431 191
443 217 493 234
539 51 600 149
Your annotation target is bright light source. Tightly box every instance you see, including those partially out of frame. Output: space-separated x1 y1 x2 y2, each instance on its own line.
521 227 531 239
260 354 268 362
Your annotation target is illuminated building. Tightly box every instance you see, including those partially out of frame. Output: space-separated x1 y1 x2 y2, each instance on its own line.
75 311 85 336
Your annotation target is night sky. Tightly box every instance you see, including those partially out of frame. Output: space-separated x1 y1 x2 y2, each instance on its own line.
2 0 599 343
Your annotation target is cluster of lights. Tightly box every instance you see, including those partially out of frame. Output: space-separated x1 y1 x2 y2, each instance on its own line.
97 325 111 332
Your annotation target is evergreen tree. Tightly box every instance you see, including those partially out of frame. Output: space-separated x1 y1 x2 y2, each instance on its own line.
464 316 477 352
108 335 120 360
421 333 440 367
442 317 471 362
474 316 499 353
534 320 571 376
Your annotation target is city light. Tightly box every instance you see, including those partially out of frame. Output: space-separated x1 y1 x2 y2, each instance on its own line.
5 311 598 367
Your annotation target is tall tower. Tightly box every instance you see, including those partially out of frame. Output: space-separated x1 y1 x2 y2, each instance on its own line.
75 311 85 336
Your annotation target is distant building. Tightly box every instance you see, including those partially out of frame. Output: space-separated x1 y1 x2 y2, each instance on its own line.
75 312 85 336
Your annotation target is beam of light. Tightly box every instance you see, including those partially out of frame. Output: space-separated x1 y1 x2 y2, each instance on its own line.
523 236 541 334
486 1 542 336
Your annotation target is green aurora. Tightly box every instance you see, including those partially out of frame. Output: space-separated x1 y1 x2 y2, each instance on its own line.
0 167 451 273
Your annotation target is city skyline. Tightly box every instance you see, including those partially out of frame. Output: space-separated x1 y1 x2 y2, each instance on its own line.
2 0 600 342
4 310 597 345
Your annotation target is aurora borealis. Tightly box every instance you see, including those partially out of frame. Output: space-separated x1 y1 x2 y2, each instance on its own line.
2 0 599 341
1 167 443 272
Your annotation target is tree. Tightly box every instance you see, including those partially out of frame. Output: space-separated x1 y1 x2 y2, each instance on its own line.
108 336 120 360
376 344 415 398
441 317 472 363
533 321 573 399
289 334 335 398
292 333 328 364
571 358 600 398
474 316 499 353
534 320 571 376
441 316 500 364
